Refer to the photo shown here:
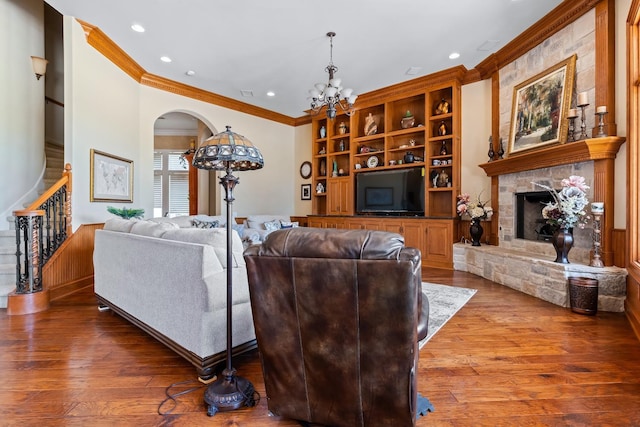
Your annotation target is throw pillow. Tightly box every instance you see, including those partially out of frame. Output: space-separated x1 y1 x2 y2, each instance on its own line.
280 220 299 229
192 219 219 229
263 220 281 231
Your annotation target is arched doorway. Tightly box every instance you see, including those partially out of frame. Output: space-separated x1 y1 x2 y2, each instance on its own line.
153 111 215 217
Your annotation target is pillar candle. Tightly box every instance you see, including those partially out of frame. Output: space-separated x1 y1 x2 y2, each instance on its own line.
591 202 604 213
577 92 588 106
596 105 607 114
568 108 578 117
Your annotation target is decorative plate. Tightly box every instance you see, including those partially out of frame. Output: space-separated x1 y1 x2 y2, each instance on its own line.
300 161 312 179
367 156 379 168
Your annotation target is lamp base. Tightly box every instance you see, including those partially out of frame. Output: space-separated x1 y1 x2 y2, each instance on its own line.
204 368 255 416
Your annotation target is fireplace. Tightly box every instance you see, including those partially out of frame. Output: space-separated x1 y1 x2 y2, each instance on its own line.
514 190 556 241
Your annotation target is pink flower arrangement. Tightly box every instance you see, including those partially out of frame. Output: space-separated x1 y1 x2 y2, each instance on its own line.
456 193 493 220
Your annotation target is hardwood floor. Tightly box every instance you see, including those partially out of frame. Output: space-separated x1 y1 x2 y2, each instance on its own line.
1 270 639 426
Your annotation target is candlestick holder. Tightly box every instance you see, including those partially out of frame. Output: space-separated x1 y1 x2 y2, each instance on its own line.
595 111 608 137
590 210 604 268
567 113 578 142
577 103 589 140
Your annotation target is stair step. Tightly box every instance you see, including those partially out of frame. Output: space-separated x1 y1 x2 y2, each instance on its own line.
0 282 16 309
0 246 15 264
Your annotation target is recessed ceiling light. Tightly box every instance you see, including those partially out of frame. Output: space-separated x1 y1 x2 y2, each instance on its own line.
160 56 172 63
266 91 275 97
448 52 460 60
185 70 196 76
131 23 145 33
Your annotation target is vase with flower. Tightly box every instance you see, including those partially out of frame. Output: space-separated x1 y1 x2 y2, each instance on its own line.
456 193 493 246
532 175 590 264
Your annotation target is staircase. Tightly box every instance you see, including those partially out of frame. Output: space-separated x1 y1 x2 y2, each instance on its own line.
0 142 64 308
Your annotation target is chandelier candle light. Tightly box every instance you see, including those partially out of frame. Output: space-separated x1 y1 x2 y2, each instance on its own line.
309 32 358 119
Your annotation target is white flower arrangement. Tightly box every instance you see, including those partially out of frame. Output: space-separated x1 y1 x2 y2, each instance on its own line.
456 193 493 220
532 175 590 229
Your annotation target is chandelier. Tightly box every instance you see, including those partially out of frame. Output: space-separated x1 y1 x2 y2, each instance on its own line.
309 32 357 119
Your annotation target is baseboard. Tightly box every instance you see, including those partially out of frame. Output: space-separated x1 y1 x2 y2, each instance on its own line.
48 275 93 301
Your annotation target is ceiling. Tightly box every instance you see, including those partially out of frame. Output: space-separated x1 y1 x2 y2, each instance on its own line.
44 0 564 120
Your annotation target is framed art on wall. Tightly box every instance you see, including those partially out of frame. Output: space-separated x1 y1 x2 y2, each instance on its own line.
90 149 134 202
301 184 311 200
508 54 576 156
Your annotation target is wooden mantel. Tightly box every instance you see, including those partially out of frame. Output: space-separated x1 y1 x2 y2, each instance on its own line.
479 137 625 176
479 136 625 266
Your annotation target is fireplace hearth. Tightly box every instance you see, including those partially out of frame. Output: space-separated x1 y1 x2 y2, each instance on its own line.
515 190 557 241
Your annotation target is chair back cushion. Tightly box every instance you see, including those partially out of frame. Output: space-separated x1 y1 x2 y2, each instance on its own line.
244 228 421 427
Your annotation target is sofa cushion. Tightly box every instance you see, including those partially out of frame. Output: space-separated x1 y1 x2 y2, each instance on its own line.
161 228 245 268
263 219 281 231
246 215 290 230
103 218 137 233
130 220 179 237
148 215 195 228
192 218 220 229
280 220 299 229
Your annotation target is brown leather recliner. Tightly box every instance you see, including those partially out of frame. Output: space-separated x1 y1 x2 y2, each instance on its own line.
244 227 429 427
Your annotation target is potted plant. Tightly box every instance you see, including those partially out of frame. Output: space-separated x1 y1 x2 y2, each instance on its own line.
107 206 145 220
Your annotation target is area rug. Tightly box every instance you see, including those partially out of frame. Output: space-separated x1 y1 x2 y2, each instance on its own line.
419 282 477 349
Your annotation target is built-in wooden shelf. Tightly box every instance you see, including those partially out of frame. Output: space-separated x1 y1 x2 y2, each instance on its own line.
478 136 625 177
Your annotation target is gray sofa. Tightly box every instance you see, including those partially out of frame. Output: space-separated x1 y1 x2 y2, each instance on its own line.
93 217 256 379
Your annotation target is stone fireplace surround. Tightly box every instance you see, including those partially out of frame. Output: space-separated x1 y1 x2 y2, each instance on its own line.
455 137 627 312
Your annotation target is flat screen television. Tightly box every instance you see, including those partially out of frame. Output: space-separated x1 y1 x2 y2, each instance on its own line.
355 167 425 216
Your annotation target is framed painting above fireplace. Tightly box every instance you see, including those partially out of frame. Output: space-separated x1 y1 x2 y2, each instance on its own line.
507 54 576 156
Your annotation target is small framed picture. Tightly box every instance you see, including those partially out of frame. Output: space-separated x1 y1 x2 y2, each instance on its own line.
90 149 134 202
301 184 311 200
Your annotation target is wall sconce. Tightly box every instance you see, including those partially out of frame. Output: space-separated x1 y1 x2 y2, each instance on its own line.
31 56 48 80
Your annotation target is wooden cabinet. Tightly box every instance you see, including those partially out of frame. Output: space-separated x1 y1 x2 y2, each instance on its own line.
306 216 455 269
327 177 352 215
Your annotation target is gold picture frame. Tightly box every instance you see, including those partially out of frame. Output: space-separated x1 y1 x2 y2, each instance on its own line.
508 54 576 156
90 149 134 202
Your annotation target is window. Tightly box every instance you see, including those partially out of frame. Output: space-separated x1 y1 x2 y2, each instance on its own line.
153 151 189 217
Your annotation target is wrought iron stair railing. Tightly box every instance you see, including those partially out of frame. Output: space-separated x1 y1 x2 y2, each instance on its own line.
14 164 72 294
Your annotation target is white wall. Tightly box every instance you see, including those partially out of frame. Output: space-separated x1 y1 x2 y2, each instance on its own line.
0 0 46 222
64 18 296 229
293 123 312 216
461 80 492 204
614 0 631 229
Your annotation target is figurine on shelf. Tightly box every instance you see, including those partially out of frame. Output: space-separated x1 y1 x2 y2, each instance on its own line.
440 140 448 155
318 146 326 155
435 98 450 115
437 170 449 187
401 110 415 129
364 113 378 136
319 125 326 139
338 140 345 151
332 159 338 177
487 136 495 161
319 159 326 176
338 122 348 135
316 182 325 193
431 171 439 188
438 121 448 136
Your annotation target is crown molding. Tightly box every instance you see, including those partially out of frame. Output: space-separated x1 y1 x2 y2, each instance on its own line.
475 0 600 79
76 19 296 127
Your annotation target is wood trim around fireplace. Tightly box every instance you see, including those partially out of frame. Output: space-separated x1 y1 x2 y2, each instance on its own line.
479 136 624 266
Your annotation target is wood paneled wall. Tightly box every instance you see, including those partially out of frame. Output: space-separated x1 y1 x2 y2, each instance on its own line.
43 223 103 301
